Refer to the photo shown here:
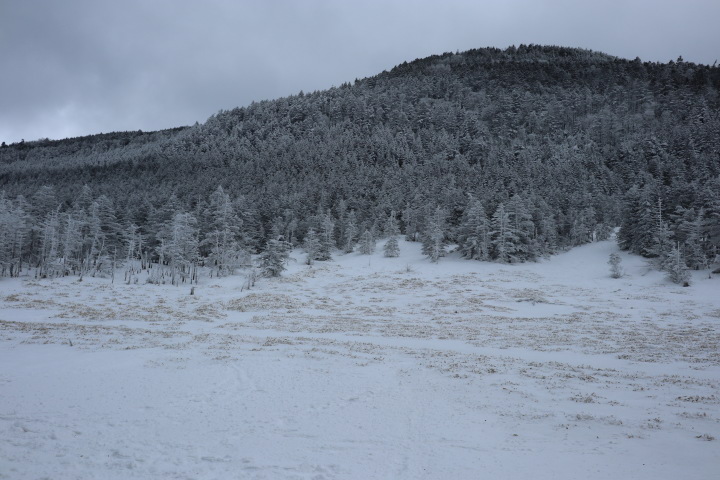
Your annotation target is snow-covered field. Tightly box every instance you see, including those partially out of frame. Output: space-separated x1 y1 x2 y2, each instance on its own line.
1 240 719 479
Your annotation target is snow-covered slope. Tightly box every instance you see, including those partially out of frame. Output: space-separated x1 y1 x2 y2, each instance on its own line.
1 240 718 479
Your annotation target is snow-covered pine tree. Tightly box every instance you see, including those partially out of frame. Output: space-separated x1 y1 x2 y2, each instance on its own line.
673 207 707 270
608 252 623 278
618 186 656 257
0 193 26 276
342 210 358 253
403 198 425 242
61 212 84 276
705 196 720 264
203 186 244 276
31 185 59 221
507 194 536 261
95 194 123 254
39 210 61 277
647 199 673 269
650 221 674 270
664 243 690 285
163 212 199 285
359 229 375 255
124 223 143 263
569 206 596 246
316 213 335 261
303 228 321 265
383 210 400 258
422 206 446 262
490 203 519 263
0 195 29 277
458 196 490 260
259 237 291 277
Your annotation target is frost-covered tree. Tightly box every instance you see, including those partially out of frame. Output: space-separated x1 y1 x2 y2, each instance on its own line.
458 197 489 261
39 210 61 277
61 212 84 275
570 206 596 246
0 196 29 276
422 206 446 262
618 186 657 257
403 198 425 242
672 207 707 270
490 203 519 263
303 228 321 265
650 221 674 270
506 194 536 261
31 185 59 220
383 236 399 258
203 186 244 276
259 237 291 277
358 229 375 255
342 210 358 253
316 213 335 261
160 212 199 285
383 211 400 258
664 243 690 285
608 252 623 278
124 223 144 263
95 194 122 253
646 199 673 269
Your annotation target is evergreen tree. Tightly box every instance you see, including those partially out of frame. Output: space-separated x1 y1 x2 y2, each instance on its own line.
458 197 490 260
705 196 720 263
95 195 123 253
60 212 84 275
303 228 321 265
316 213 335 261
570 206 596 246
422 206 446 262
618 186 657 257
490 203 519 263
403 198 425 242
39 210 61 277
124 223 143 264
0 196 29 276
202 186 244 276
259 237 291 277
358 229 375 255
158 212 199 285
647 199 673 268
507 194 536 261
383 210 400 258
650 221 674 270
608 252 623 278
31 185 59 220
681 209 707 270
664 243 690 285
384 236 400 258
342 210 358 253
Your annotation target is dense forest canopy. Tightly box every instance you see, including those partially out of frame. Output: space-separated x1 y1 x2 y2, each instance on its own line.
1 45 719 280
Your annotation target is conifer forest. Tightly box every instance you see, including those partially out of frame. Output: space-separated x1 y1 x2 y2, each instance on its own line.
1 45 719 281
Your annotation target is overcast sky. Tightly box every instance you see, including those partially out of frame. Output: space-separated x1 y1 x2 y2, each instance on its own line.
1 0 718 144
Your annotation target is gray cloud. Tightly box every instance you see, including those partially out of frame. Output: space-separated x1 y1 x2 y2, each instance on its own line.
1 0 718 143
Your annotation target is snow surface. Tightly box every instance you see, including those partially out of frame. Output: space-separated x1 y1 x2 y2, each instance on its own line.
1 240 719 479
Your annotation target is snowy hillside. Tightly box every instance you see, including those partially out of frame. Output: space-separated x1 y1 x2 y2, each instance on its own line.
1 240 718 479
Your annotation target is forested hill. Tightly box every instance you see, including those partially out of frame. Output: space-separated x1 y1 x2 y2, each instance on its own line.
1 45 719 278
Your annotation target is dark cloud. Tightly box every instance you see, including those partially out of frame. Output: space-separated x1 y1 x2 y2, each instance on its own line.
2 0 718 143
